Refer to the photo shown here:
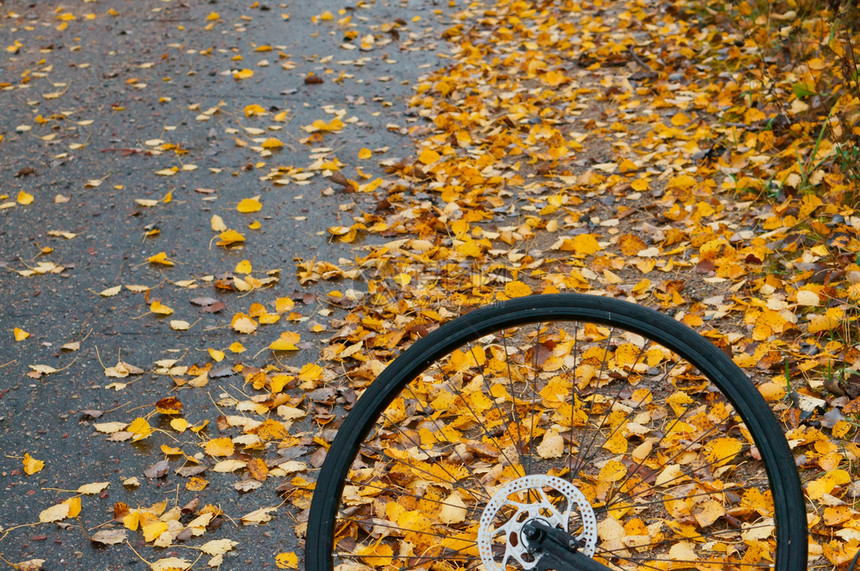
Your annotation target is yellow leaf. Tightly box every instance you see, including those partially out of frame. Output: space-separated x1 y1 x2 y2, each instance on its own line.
571 234 601 256
598 460 626 482
807 469 851 500
68 497 82 517
208 348 225 362
77 482 110 495
275 552 299 569
128 417 153 441
39 499 73 523
160 445 183 457
170 320 190 331
210 214 227 232
99 285 123 297
233 69 254 80
204 437 234 457
207 11 220 20
13 327 30 341
536 429 564 459
809 308 844 333
186 477 208 491
601 430 628 454
276 297 294 312
298 362 323 382
156 396 183 415
504 281 533 298
147 252 175 266
200 539 238 556
261 137 284 149
438 491 467 524
670 112 690 126
358 147 372 159
418 148 440 165
248 457 269 481
170 418 188 432
142 520 168 543
237 196 262 213
456 238 484 258
618 158 638 173
270 331 300 351
704 436 743 466
213 459 246 472
244 104 266 116
217 229 245 247
23 453 44 475
241 506 277 525
231 313 257 334
17 190 34 205
150 558 191 571
796 290 820 307
235 259 253 274
150 301 174 315
270 374 292 394
229 342 246 353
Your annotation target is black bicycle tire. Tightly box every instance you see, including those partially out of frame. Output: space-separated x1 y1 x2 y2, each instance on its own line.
306 293 807 570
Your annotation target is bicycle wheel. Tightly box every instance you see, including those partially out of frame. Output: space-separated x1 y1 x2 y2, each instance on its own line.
306 294 806 571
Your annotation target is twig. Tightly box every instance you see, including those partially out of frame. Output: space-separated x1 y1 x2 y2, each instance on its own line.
628 46 658 78
75 517 91 542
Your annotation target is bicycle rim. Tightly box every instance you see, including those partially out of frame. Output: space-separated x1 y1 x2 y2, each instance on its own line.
307 294 806 571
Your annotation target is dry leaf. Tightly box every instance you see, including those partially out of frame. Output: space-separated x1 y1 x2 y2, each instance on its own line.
91 529 127 545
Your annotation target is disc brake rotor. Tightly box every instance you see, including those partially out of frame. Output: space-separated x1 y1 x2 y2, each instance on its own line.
477 475 598 570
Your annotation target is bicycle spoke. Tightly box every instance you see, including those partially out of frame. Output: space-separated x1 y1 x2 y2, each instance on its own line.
309 295 805 571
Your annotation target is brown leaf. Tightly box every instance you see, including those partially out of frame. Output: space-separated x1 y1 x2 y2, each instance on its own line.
144 460 169 479
247 457 269 481
181 498 199 514
304 73 324 84
201 301 227 313
155 396 183 415
176 465 207 478
15 167 36 177
328 171 355 191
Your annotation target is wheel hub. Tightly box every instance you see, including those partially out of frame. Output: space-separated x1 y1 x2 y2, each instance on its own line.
477 475 597 570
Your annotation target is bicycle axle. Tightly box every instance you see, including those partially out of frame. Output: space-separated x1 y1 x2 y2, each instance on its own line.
522 520 612 571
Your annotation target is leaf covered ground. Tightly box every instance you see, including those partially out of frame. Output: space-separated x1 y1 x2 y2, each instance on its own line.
1 0 860 569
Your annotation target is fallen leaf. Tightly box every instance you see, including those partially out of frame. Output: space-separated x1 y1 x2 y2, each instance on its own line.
77 482 110 495
99 285 123 297
241 506 277 525
237 196 262 213
217 229 246 247
91 529 127 545
275 552 299 569
150 301 174 315
147 252 175 266
204 437 234 457
39 497 80 523
23 453 44 475
200 539 238 556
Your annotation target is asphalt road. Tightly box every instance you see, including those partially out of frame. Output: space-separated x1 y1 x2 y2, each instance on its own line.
0 0 450 568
